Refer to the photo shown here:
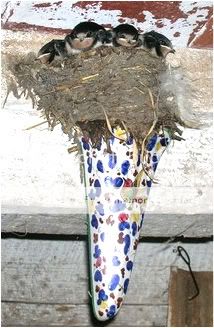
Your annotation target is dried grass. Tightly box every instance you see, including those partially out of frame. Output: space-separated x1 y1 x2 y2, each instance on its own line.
2 46 183 152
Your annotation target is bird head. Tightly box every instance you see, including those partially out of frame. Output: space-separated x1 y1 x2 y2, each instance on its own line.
68 22 105 49
138 31 175 58
113 24 139 47
96 29 113 45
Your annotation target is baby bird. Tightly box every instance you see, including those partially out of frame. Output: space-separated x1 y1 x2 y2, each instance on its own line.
112 24 139 48
137 30 175 58
37 39 68 64
65 21 106 55
97 29 115 47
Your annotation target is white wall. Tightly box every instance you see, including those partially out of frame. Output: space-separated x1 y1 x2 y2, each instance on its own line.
1 92 212 214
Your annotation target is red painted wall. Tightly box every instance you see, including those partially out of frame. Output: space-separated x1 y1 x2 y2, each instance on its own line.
1 1 213 48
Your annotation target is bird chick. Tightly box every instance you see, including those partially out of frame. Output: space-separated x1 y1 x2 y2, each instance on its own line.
96 29 115 47
112 24 139 48
65 21 106 55
37 39 68 64
137 30 175 58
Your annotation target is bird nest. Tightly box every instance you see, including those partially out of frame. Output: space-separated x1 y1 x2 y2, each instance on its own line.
3 47 183 150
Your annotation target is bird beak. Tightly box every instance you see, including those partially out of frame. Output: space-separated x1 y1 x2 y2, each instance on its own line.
160 45 175 57
37 53 51 64
129 39 138 45
77 33 86 42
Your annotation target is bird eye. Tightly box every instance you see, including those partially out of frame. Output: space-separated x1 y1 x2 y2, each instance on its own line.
87 31 93 37
160 40 167 46
120 34 126 39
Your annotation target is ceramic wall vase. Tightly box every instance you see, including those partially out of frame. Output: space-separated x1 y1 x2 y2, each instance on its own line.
80 131 170 321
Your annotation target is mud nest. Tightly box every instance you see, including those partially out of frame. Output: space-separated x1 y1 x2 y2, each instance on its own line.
3 47 184 149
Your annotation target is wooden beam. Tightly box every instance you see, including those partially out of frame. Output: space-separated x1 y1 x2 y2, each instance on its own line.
168 267 213 327
1 303 167 327
2 240 212 305
1 213 212 238
2 239 212 326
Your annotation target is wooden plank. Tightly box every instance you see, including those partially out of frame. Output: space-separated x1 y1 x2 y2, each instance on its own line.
168 268 213 327
2 240 212 305
1 240 168 305
1 213 212 238
1 303 167 327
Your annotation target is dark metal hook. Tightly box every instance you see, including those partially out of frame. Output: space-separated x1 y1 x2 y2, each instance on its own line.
176 246 200 301
177 245 191 266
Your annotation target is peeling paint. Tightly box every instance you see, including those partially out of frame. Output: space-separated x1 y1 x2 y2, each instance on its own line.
174 31 181 37
190 16 213 48
1 1 213 48
33 2 52 8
